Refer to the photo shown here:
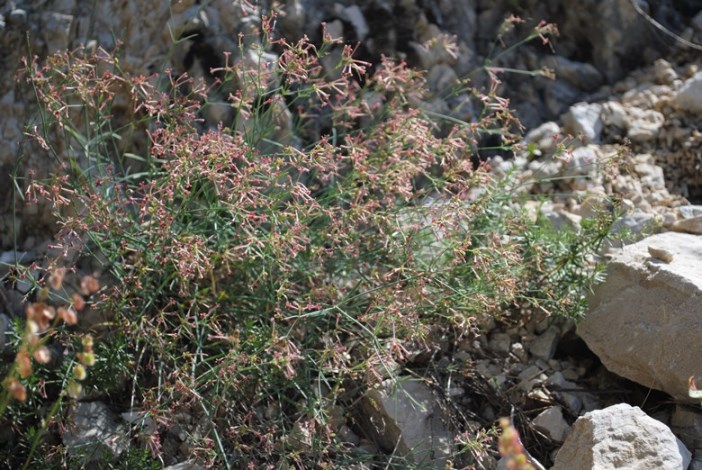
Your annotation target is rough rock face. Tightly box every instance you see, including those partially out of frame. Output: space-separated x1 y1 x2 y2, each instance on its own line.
578 231 702 402
62 401 127 463
357 378 453 468
553 404 691 470
671 405 702 456
531 406 570 443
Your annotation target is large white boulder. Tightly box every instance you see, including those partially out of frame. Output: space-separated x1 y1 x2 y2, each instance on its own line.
553 404 691 469
578 231 702 402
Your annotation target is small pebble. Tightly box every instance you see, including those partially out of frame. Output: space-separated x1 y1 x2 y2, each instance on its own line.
648 245 673 263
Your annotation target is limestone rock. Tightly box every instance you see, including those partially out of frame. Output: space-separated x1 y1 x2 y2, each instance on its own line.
427 64 458 92
517 365 547 393
626 107 664 142
532 406 570 443
654 59 679 85
357 378 453 468
589 0 660 82
601 101 627 128
511 342 528 362
543 208 582 231
546 55 604 91
524 121 561 155
578 231 702 402
488 332 512 355
562 145 601 185
528 160 561 191
63 401 128 462
606 209 659 249
648 245 674 263
680 206 702 219
547 372 582 415
544 79 583 120
279 0 305 38
671 216 702 235
562 102 603 143
333 4 368 42
674 72 702 114
671 405 702 452
529 326 560 361
40 11 74 54
553 404 691 470
633 158 666 191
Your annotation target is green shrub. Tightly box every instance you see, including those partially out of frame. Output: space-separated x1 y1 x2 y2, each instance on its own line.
6 13 614 468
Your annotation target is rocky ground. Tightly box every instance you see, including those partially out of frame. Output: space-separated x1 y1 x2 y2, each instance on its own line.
3 1 702 469
358 54 702 469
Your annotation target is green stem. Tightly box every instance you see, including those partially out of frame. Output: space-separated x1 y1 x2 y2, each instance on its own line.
22 392 65 470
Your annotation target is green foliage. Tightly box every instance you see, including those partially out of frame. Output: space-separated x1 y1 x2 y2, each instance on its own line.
4 12 615 468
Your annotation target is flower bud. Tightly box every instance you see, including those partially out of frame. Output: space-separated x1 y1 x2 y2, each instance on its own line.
81 335 94 350
78 351 96 367
5 378 27 401
66 381 82 399
73 364 87 381
33 346 51 364
71 293 86 312
58 306 78 325
49 267 67 291
37 287 49 302
16 351 32 378
80 275 100 296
